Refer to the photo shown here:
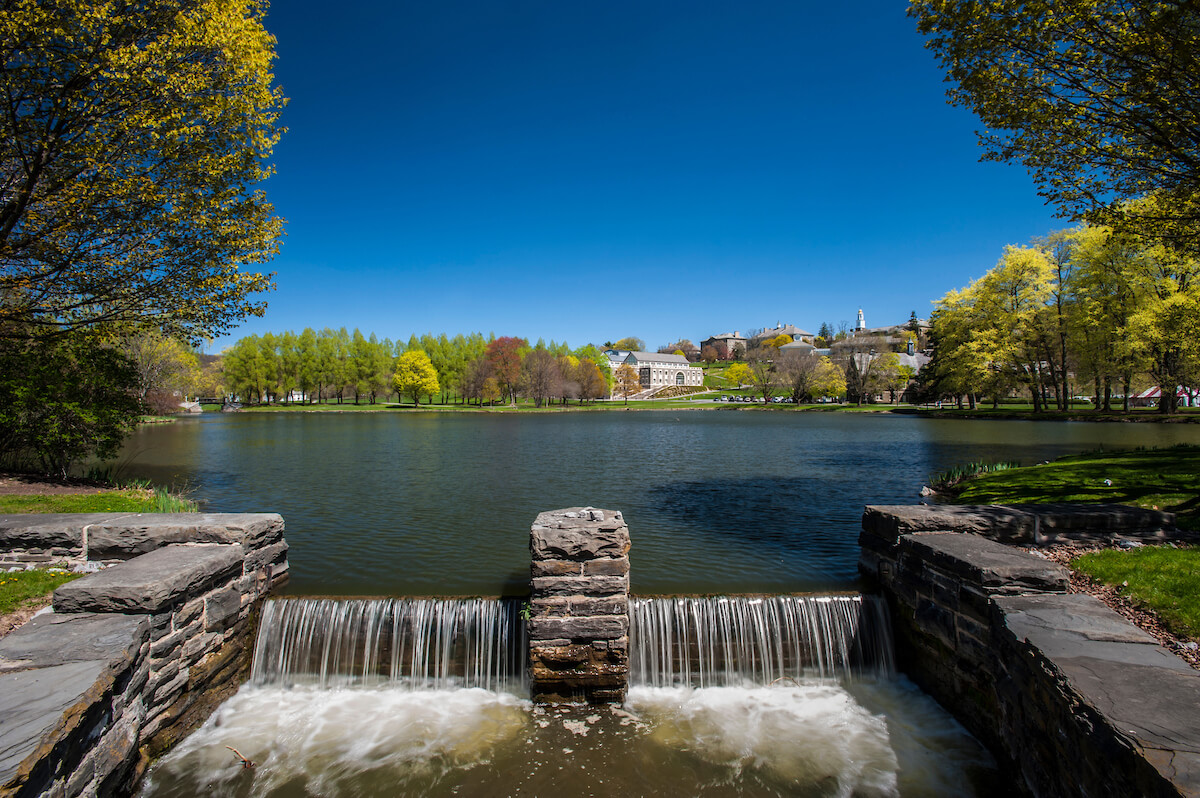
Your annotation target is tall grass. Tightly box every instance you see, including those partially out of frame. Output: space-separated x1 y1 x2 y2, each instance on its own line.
928 460 1021 492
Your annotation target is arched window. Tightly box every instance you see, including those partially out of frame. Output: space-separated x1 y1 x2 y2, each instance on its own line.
676 372 684 385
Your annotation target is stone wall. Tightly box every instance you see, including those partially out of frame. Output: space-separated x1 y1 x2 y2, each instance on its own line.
0 514 287 798
860 505 1200 798
528 507 630 704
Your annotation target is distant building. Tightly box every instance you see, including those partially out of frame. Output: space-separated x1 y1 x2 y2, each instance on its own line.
751 323 815 345
604 350 703 390
700 331 747 357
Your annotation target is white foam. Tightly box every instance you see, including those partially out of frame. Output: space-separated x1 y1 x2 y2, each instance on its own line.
626 683 900 796
142 686 528 796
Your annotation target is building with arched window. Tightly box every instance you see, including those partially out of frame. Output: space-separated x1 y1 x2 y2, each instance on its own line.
604 350 703 392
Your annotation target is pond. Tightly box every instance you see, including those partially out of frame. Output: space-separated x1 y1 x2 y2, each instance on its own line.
120 410 1200 597
130 410 1200 797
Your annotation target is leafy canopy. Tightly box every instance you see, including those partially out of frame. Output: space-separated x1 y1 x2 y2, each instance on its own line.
0 0 285 340
911 0 1200 251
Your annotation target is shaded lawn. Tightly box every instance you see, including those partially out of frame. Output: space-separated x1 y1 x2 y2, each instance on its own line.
955 446 1200 530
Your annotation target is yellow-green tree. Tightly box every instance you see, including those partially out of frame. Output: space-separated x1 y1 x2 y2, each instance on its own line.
0 0 284 340
725 362 752 387
118 330 200 412
811 356 846 401
911 0 1200 252
393 350 440 406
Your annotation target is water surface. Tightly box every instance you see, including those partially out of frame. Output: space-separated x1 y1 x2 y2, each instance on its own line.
119 411 1200 596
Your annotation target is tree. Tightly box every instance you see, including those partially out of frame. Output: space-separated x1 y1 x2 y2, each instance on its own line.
486 337 526 404
747 350 778 402
700 345 719 364
0 334 144 477
0 0 284 341
615 364 640 404
392 350 439 406
612 337 645 352
778 350 820 403
576 359 607 404
768 334 792 349
911 0 1200 252
811 356 847 401
835 335 888 405
521 349 561 408
117 330 200 413
725 362 752 387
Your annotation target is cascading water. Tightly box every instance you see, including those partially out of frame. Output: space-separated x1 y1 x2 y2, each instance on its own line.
251 597 527 691
142 595 998 797
629 594 894 687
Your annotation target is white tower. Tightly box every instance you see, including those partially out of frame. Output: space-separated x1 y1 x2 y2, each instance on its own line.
855 308 866 332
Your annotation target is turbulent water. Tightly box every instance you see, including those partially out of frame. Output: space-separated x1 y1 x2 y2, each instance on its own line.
141 596 999 797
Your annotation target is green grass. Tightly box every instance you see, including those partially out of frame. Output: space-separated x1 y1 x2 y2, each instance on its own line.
0 569 82 615
0 487 197 514
1073 546 1200 639
954 445 1200 530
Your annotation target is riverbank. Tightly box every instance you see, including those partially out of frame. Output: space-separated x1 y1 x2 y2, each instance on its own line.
946 447 1200 655
215 398 1200 421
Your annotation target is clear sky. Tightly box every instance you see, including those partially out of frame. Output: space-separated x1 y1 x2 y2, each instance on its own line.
223 0 1063 352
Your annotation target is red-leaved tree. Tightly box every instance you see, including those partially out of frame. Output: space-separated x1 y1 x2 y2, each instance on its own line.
486 336 526 404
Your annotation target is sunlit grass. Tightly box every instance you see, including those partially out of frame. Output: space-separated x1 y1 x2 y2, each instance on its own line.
1073 546 1200 639
0 569 82 615
0 487 196 514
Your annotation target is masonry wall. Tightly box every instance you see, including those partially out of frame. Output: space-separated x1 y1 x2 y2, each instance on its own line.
0 514 287 798
860 504 1200 798
528 507 630 704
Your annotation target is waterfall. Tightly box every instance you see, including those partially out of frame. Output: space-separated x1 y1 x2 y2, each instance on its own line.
251 597 527 691
629 595 893 687
250 594 893 693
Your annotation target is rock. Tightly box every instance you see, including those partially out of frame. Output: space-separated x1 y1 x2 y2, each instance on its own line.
53 545 243 615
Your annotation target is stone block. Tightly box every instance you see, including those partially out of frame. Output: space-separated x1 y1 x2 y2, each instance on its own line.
899 533 1068 594
530 507 629 560
204 587 242 632
151 668 189 705
530 575 627 598
181 632 219 664
528 615 627 641
85 513 284 559
243 540 289 573
176 597 205 629
53 544 244 615
0 613 147 675
583 557 629 576
530 559 582 578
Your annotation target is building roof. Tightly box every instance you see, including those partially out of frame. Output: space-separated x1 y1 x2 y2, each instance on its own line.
753 323 813 340
704 332 745 341
626 351 692 365
779 340 815 353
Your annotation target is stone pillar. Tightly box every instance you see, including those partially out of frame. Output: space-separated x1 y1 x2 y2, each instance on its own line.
528 507 630 704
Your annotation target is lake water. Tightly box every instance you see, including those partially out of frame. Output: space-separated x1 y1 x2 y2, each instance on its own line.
132 410 1200 797
119 410 1200 597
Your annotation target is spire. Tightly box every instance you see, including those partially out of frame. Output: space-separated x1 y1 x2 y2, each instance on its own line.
855 308 865 331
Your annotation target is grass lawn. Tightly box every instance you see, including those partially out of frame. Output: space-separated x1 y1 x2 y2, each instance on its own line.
954 445 1200 530
1072 547 1200 639
951 445 1200 641
0 488 197 514
0 569 82 615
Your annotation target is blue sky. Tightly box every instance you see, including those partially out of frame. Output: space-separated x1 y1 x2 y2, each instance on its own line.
223 1 1062 352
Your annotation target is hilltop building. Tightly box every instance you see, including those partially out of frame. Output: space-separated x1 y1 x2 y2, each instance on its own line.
751 323 815 345
700 331 747 357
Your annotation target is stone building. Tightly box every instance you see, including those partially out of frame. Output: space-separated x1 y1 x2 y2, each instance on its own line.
605 350 703 390
700 331 746 357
